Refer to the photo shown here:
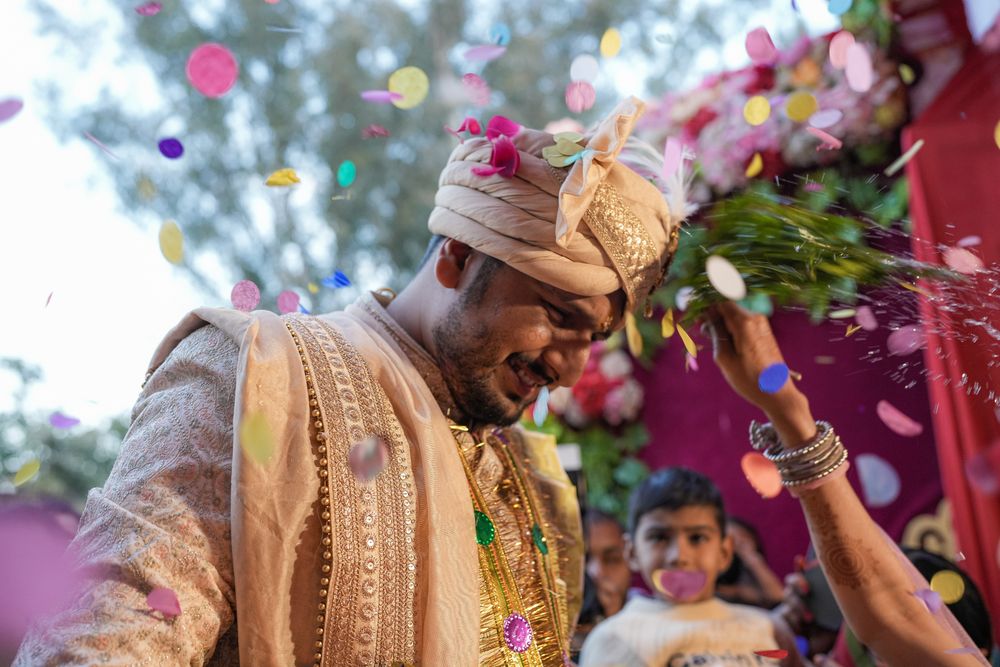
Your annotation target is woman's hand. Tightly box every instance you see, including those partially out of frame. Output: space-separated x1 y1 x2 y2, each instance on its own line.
702 302 818 448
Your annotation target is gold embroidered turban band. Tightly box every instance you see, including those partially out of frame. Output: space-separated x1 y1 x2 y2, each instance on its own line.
428 96 683 314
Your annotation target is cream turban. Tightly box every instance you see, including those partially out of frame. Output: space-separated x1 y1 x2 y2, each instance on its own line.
428 96 682 313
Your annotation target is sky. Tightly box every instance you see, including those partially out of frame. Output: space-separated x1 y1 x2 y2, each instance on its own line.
0 1 839 430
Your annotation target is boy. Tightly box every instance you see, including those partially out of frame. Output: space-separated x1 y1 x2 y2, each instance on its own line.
579 467 804 667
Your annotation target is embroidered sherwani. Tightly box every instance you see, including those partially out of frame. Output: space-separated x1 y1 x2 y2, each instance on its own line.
14 292 583 666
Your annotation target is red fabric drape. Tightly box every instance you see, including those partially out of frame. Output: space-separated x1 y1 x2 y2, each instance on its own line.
904 48 1000 642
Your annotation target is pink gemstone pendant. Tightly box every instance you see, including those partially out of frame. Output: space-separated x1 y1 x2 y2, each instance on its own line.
503 612 532 653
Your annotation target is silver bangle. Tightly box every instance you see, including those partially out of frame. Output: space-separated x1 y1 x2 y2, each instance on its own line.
749 420 849 487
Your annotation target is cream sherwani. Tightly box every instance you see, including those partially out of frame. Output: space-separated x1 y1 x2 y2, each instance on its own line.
14 293 582 666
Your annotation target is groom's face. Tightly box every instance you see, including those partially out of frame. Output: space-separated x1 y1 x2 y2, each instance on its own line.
432 247 625 427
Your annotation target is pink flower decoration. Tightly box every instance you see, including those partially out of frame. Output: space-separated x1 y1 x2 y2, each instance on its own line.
445 116 483 142
472 135 520 178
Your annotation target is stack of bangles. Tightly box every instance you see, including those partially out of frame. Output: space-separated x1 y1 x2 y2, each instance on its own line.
749 420 850 496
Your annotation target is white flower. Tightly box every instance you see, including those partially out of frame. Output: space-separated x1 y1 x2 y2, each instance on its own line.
599 349 633 380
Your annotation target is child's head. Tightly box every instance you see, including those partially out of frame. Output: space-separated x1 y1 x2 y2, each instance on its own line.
626 467 733 604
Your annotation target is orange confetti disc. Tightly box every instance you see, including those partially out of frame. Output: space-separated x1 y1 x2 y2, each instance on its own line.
741 452 782 499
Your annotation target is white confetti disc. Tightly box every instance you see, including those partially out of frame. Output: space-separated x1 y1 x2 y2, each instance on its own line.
569 54 600 83
856 453 901 508
705 255 746 301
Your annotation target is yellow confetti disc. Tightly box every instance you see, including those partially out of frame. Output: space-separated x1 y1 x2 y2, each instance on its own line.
600 28 622 58
661 309 675 338
307 282 319 294
930 570 965 604
159 220 184 265
388 66 429 109
625 311 642 357
14 458 41 487
240 412 274 463
785 91 818 122
677 324 697 358
743 95 771 126
898 63 915 85
137 174 157 200
265 167 300 187
745 152 763 178
994 119 1000 150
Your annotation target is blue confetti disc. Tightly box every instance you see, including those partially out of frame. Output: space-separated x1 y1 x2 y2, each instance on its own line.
532 386 550 427
337 160 356 188
158 137 184 159
828 0 852 15
795 636 809 657
758 362 790 394
489 23 511 46
322 270 352 288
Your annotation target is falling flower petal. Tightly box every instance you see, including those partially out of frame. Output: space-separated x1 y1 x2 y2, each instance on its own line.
845 42 873 93
462 73 491 107
625 312 642 357
486 115 521 140
147 587 181 618
387 66 429 109
745 152 763 178
473 135 519 178
570 54 600 83
135 2 162 15
653 569 707 601
565 81 596 113
231 280 260 312
14 459 41 487
464 44 507 62
915 588 943 613
159 220 184 265
855 306 878 331
887 324 924 356
706 255 746 300
742 452 782 498
758 363 790 393
186 43 239 98
677 324 697 358
349 435 390 482
943 247 984 275
743 96 771 126
240 411 274 463
661 309 675 338
884 139 925 176
876 400 923 437
48 411 81 429
929 571 965 604
532 386 550 427
809 108 843 128
600 28 622 57
856 453 901 507
265 167 300 186
807 127 843 150
360 90 403 104
745 27 777 65
362 124 390 139
754 650 789 660
0 98 24 124
277 290 300 314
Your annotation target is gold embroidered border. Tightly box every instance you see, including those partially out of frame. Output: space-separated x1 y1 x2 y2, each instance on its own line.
287 316 418 666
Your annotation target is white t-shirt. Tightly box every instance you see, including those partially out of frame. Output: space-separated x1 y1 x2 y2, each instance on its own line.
579 595 780 667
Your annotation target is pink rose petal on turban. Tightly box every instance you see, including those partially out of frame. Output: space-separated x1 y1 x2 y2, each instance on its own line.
485 115 520 140
472 135 520 178
876 399 924 437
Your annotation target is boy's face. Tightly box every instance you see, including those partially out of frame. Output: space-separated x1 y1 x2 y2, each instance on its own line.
626 505 733 604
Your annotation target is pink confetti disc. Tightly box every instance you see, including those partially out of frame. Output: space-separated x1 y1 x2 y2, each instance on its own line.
360 90 402 104
230 280 261 312
943 246 984 275
964 441 1000 494
0 97 24 123
186 43 239 98
741 452 782 499
855 305 878 331
876 399 923 437
886 324 924 356
565 81 596 114
845 42 873 93
745 27 777 65
809 108 843 129
462 73 491 107
276 290 300 314
828 30 855 69
147 587 182 618
135 2 162 15
653 569 707 601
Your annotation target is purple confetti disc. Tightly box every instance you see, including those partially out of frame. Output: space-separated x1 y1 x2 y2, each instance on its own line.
503 612 532 653
758 362 790 394
915 588 943 614
158 137 184 159
0 98 24 123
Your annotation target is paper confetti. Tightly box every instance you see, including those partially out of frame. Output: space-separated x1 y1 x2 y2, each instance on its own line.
532 386 550 426
899 63 915 84
159 220 184 264
625 311 642 357
845 43 873 93
322 270 352 288
829 31 855 69
685 353 699 372
745 27 777 65
0 97 24 123
14 459 41 487
807 127 843 151
277 290 300 314
876 400 923 437
809 108 843 128
186 43 238 98
743 96 771 126
464 44 507 62
265 168 300 186
855 306 878 331
929 570 965 604
147 587 181 619
916 588 943 614
600 28 621 58
741 452 782 499
942 247 983 275
828 0 853 15
887 324 923 356
570 54 600 83
360 90 403 104
231 280 260 312
745 152 763 178
845 324 862 337
48 411 81 429
135 2 162 16
349 435 390 482
362 124 390 139
828 308 856 319
884 139 924 176
677 324 697 358
754 650 789 660
856 453 901 507
157 137 183 159
675 286 694 311
337 160 357 187
489 23 511 46
661 308 675 338
964 442 1000 494
758 363 790 394
240 411 274 463
652 569 707 601
786 91 818 122
706 255 746 300
565 81 596 113
994 120 1000 150
462 73 491 107
388 66 429 109
957 235 981 247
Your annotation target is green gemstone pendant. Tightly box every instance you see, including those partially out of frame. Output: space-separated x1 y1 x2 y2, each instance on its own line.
531 523 548 555
475 510 495 546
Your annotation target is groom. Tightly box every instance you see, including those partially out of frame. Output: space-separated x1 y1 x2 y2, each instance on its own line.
15 97 682 666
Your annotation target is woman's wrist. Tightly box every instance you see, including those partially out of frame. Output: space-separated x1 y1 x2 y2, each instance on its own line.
764 391 817 449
